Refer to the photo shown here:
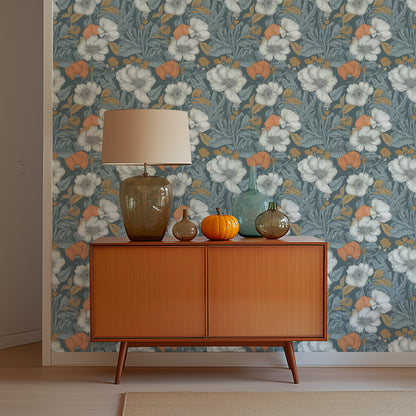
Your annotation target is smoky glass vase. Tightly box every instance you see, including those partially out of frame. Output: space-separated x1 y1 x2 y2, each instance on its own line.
255 201 290 239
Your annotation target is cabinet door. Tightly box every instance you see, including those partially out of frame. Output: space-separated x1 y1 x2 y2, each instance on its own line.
208 246 325 338
91 246 206 339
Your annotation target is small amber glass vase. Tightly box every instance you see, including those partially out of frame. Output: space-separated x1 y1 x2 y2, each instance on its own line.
172 208 198 241
255 202 290 239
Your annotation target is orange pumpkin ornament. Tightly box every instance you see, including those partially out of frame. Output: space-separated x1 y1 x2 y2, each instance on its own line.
201 208 239 240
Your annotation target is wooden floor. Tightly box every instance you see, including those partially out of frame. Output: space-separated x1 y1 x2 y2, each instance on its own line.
1 343 416 416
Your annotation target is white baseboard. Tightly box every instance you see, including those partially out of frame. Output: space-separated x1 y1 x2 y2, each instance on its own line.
51 351 416 367
0 329 42 349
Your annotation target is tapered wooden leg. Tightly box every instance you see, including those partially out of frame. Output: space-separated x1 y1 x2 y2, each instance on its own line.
115 342 128 384
283 341 299 384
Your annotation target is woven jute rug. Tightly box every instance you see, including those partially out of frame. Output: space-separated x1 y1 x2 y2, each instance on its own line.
122 391 416 416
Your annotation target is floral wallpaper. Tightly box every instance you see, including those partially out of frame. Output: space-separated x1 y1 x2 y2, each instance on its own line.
52 0 416 354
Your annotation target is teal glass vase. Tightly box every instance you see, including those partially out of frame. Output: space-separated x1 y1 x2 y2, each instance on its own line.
231 165 270 237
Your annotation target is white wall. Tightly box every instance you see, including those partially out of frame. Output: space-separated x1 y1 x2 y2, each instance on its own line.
0 0 43 348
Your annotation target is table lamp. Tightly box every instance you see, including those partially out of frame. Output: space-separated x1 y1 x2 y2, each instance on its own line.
102 109 191 241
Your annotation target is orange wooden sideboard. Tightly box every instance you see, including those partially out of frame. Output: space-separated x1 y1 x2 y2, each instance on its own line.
90 236 327 384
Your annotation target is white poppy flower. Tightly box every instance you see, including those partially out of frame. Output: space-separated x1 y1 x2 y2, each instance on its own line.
73 172 101 197
77 217 109 242
98 108 107 128
52 159 65 200
349 217 381 243
259 36 290 61
280 199 301 223
164 0 192 15
53 0 60 19
255 82 283 106
73 82 102 106
370 289 392 314
78 36 109 61
388 65 416 103
346 263 374 287
259 126 290 152
51 340 64 352
206 155 247 194
98 18 120 41
255 0 283 15
370 109 391 132
350 36 380 61
167 172 192 197
222 0 242 17
116 65 156 105
256 172 283 196
345 0 374 16
297 156 337 195
349 126 380 152
327 250 337 287
77 126 103 152
280 109 301 132
370 199 392 222
388 246 416 283
346 172 374 196
297 341 336 352
73 264 90 287
189 198 210 224
53 69 65 108
388 156 416 193
297 65 337 105
370 18 392 41
280 18 301 41
407 0 416 11
98 199 120 223
189 130 199 151
388 336 416 352
73 0 101 15
116 165 156 182
315 0 331 16
52 250 65 287
189 18 210 41
346 82 374 106
189 109 210 132
168 36 199 61
207 65 247 105
77 310 90 333
350 307 381 334
164 82 192 106
134 0 151 17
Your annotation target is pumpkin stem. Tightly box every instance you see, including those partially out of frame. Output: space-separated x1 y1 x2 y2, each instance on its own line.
216 207 221 215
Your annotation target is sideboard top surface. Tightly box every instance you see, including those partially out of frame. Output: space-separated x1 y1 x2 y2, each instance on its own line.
91 236 326 246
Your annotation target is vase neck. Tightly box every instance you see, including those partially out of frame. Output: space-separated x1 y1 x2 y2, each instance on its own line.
248 165 257 191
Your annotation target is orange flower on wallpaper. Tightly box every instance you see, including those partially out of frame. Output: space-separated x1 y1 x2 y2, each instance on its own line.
82 297 90 312
155 60 180 80
355 205 371 221
264 115 280 130
82 24 99 39
173 205 190 221
65 241 89 261
173 24 190 39
355 296 371 312
336 60 361 80
65 60 89 80
246 151 271 169
355 24 371 40
65 151 89 171
82 205 99 221
246 60 270 80
355 115 371 131
82 114 99 130
264 24 280 39
337 242 361 261
337 151 361 171
65 332 89 352
337 332 361 352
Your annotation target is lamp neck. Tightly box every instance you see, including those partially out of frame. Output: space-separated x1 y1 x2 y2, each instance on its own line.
143 163 149 177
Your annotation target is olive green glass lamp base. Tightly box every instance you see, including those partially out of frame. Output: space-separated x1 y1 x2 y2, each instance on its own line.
119 174 173 241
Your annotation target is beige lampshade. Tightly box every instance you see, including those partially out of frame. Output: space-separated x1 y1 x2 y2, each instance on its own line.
101 109 192 165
